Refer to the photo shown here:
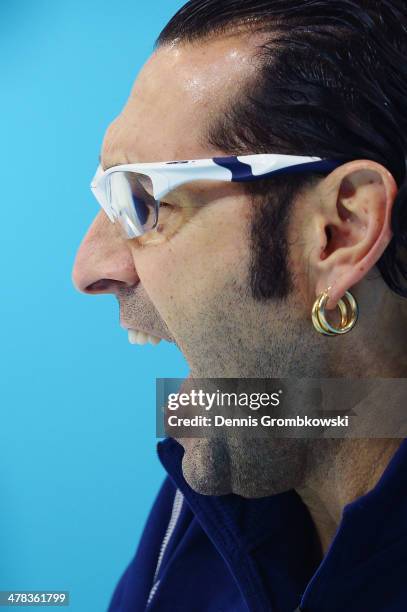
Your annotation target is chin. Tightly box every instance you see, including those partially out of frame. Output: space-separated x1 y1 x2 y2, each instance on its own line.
179 438 233 496
179 436 308 499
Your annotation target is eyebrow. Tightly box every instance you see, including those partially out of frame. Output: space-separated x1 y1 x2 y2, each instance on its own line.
99 154 132 171
99 154 115 171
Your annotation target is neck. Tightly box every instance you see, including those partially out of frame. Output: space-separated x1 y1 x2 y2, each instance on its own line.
296 438 402 555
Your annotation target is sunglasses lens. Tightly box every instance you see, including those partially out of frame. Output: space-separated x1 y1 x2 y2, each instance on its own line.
108 171 158 238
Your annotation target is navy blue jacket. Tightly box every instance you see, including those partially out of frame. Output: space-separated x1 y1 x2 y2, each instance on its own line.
108 437 407 611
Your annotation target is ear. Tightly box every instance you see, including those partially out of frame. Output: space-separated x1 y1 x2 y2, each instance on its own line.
308 160 398 310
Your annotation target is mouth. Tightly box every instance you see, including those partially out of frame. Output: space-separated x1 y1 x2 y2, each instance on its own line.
117 285 175 345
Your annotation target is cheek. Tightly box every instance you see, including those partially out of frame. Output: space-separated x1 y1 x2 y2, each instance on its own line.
136 204 197 247
131 198 252 321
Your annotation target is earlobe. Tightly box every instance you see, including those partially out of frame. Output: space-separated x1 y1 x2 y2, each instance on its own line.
313 161 397 310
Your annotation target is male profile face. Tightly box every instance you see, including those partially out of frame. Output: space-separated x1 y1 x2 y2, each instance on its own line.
72 26 399 497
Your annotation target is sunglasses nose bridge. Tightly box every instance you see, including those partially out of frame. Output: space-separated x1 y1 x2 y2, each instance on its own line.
90 182 116 223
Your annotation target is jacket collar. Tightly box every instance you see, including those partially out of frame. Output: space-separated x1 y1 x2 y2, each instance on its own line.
158 437 407 611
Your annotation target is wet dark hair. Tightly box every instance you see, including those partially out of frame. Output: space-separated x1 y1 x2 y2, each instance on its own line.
157 0 407 300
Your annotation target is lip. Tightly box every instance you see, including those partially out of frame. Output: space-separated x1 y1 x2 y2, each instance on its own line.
116 285 175 343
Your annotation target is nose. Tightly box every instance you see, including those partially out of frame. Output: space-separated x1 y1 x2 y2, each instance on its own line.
72 211 139 294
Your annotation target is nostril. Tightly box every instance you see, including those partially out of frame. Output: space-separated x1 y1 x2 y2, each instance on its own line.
85 278 116 293
85 279 133 294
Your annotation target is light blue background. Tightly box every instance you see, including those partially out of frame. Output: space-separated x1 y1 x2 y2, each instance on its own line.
0 1 187 610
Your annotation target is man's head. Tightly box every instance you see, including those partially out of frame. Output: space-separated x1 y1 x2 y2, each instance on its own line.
73 0 407 497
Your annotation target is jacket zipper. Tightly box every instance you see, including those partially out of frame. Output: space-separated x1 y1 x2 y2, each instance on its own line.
146 488 184 608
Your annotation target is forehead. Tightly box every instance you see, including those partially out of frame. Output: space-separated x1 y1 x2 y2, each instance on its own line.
101 33 260 167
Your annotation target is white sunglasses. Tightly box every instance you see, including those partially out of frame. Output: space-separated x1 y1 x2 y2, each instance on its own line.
91 154 343 239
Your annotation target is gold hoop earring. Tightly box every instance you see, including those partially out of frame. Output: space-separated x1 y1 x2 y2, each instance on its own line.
312 289 358 336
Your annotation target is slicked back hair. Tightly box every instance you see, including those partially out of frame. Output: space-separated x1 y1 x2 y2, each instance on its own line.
157 1 407 300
